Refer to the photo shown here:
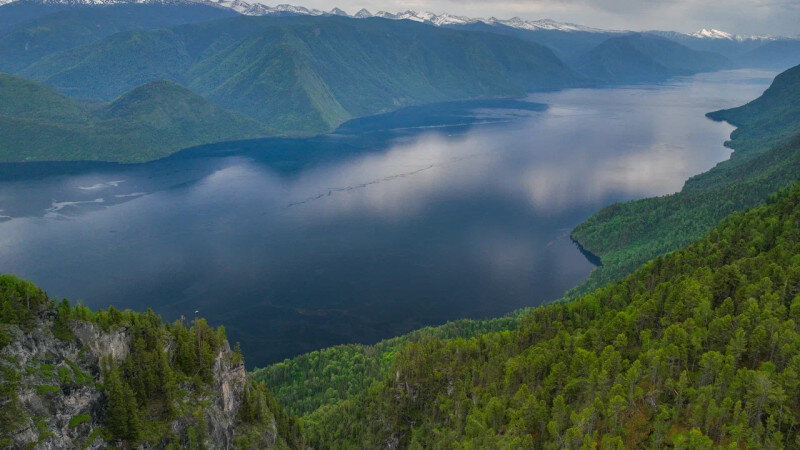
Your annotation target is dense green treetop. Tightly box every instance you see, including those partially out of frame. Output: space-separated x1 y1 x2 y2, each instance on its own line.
252 315 523 417
302 183 800 448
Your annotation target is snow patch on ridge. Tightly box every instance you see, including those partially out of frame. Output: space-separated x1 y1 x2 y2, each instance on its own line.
0 0 787 40
0 0 615 33
689 28 778 41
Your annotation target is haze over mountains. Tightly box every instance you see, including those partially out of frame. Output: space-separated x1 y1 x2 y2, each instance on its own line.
0 0 798 162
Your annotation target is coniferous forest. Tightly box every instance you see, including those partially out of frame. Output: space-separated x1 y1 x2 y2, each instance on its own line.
302 184 800 447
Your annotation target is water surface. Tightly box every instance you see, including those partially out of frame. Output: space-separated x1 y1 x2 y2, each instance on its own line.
0 70 773 365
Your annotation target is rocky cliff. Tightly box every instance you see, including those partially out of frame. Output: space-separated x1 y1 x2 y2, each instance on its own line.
0 275 292 449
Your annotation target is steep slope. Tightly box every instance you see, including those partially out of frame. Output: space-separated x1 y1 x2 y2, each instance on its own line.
0 69 89 123
575 33 729 83
647 30 775 59
303 183 800 447
0 74 269 162
0 274 301 448
446 21 616 62
707 63 800 157
22 15 583 135
570 64 800 296
0 0 72 30
251 316 523 417
0 2 237 73
740 40 800 71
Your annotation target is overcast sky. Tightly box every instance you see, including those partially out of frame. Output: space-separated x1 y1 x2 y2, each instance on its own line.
279 0 800 36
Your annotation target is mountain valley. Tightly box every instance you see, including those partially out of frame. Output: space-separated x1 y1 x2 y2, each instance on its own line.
1 1 800 448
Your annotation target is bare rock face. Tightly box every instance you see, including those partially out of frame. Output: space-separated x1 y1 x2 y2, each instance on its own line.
72 321 129 362
2 318 112 449
0 313 280 449
205 343 278 448
216 344 246 415
207 344 246 448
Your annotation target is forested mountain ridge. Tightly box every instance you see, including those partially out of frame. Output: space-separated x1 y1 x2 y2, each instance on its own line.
739 40 800 71
0 12 590 162
0 2 237 72
0 0 74 29
1 2 790 163
0 74 268 162
707 63 800 158
301 183 800 447
19 15 583 136
570 63 800 296
573 33 730 83
251 315 524 417
0 275 301 448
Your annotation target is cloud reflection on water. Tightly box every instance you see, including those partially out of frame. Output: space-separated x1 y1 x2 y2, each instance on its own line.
0 69 775 365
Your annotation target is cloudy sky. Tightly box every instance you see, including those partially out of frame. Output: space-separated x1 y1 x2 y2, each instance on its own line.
282 0 800 36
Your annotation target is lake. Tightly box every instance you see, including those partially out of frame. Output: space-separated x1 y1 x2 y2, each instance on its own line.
0 69 773 366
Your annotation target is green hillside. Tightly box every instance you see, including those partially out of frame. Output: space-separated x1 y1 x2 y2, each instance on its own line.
22 15 583 135
0 3 236 73
0 70 88 123
0 0 71 30
447 22 614 63
570 64 800 296
575 33 730 83
0 74 268 162
707 63 800 157
302 182 800 447
739 40 800 71
251 315 524 417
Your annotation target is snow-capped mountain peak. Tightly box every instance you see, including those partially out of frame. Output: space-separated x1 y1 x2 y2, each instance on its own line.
353 8 372 18
371 10 477 26
689 28 778 42
206 1 327 16
360 9 609 32
487 16 607 32
691 28 734 39
428 13 476 26
0 0 613 34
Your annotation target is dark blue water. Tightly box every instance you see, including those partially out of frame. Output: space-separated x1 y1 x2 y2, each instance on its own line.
0 70 772 365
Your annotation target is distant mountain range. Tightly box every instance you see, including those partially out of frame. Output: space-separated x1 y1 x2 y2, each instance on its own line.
574 33 731 83
0 0 790 40
0 2 237 72
0 0 798 162
0 9 587 161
